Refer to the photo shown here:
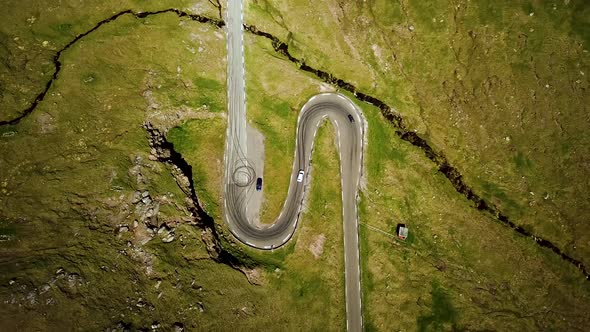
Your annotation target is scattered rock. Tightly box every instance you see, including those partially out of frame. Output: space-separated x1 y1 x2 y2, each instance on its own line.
309 234 326 259
105 321 132 332
157 226 167 235
37 112 55 134
66 273 83 289
162 233 175 243
39 284 51 294
129 248 154 275
201 228 219 259
235 303 255 317
26 290 37 305
173 322 184 332
131 191 142 204
240 267 265 286
435 261 447 272
118 225 129 233
151 321 160 330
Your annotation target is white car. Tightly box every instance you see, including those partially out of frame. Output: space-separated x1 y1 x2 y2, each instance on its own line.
296 169 305 183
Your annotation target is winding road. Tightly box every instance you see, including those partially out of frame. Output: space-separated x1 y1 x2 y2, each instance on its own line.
223 1 365 330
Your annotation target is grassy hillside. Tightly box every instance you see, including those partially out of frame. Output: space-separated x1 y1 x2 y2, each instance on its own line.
0 0 588 330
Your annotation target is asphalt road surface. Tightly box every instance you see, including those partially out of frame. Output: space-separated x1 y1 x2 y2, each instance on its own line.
224 1 364 331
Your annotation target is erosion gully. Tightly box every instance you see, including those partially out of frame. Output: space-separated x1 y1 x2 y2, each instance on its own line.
144 123 244 268
0 8 587 281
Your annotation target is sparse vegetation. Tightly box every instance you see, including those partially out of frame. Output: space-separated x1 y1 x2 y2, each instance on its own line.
244 0 590 328
1 0 589 330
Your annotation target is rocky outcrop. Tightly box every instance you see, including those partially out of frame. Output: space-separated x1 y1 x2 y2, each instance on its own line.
143 122 245 270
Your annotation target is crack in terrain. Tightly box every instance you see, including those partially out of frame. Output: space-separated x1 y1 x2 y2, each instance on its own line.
0 8 587 281
243 24 590 281
143 123 245 269
0 8 223 126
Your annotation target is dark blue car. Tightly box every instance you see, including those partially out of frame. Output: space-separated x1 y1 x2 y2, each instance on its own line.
256 177 262 191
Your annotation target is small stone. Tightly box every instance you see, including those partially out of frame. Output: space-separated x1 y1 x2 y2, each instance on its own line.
42 41 49 47
142 197 152 205
8 279 15 285
529 12 534 16
118 225 129 233
162 234 175 243
142 191 149 198
39 284 51 294
133 220 139 228
408 25 415 32
173 322 184 332
131 191 142 204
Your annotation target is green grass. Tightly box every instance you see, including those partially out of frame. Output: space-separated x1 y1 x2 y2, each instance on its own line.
368 0 404 27
2 0 590 330
168 118 225 218
247 0 590 278
479 180 522 215
0 3 247 330
571 0 590 47
417 281 459 332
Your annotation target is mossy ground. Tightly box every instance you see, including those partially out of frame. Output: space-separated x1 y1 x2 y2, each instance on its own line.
246 0 590 330
0 0 589 331
246 0 590 267
0 0 347 329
